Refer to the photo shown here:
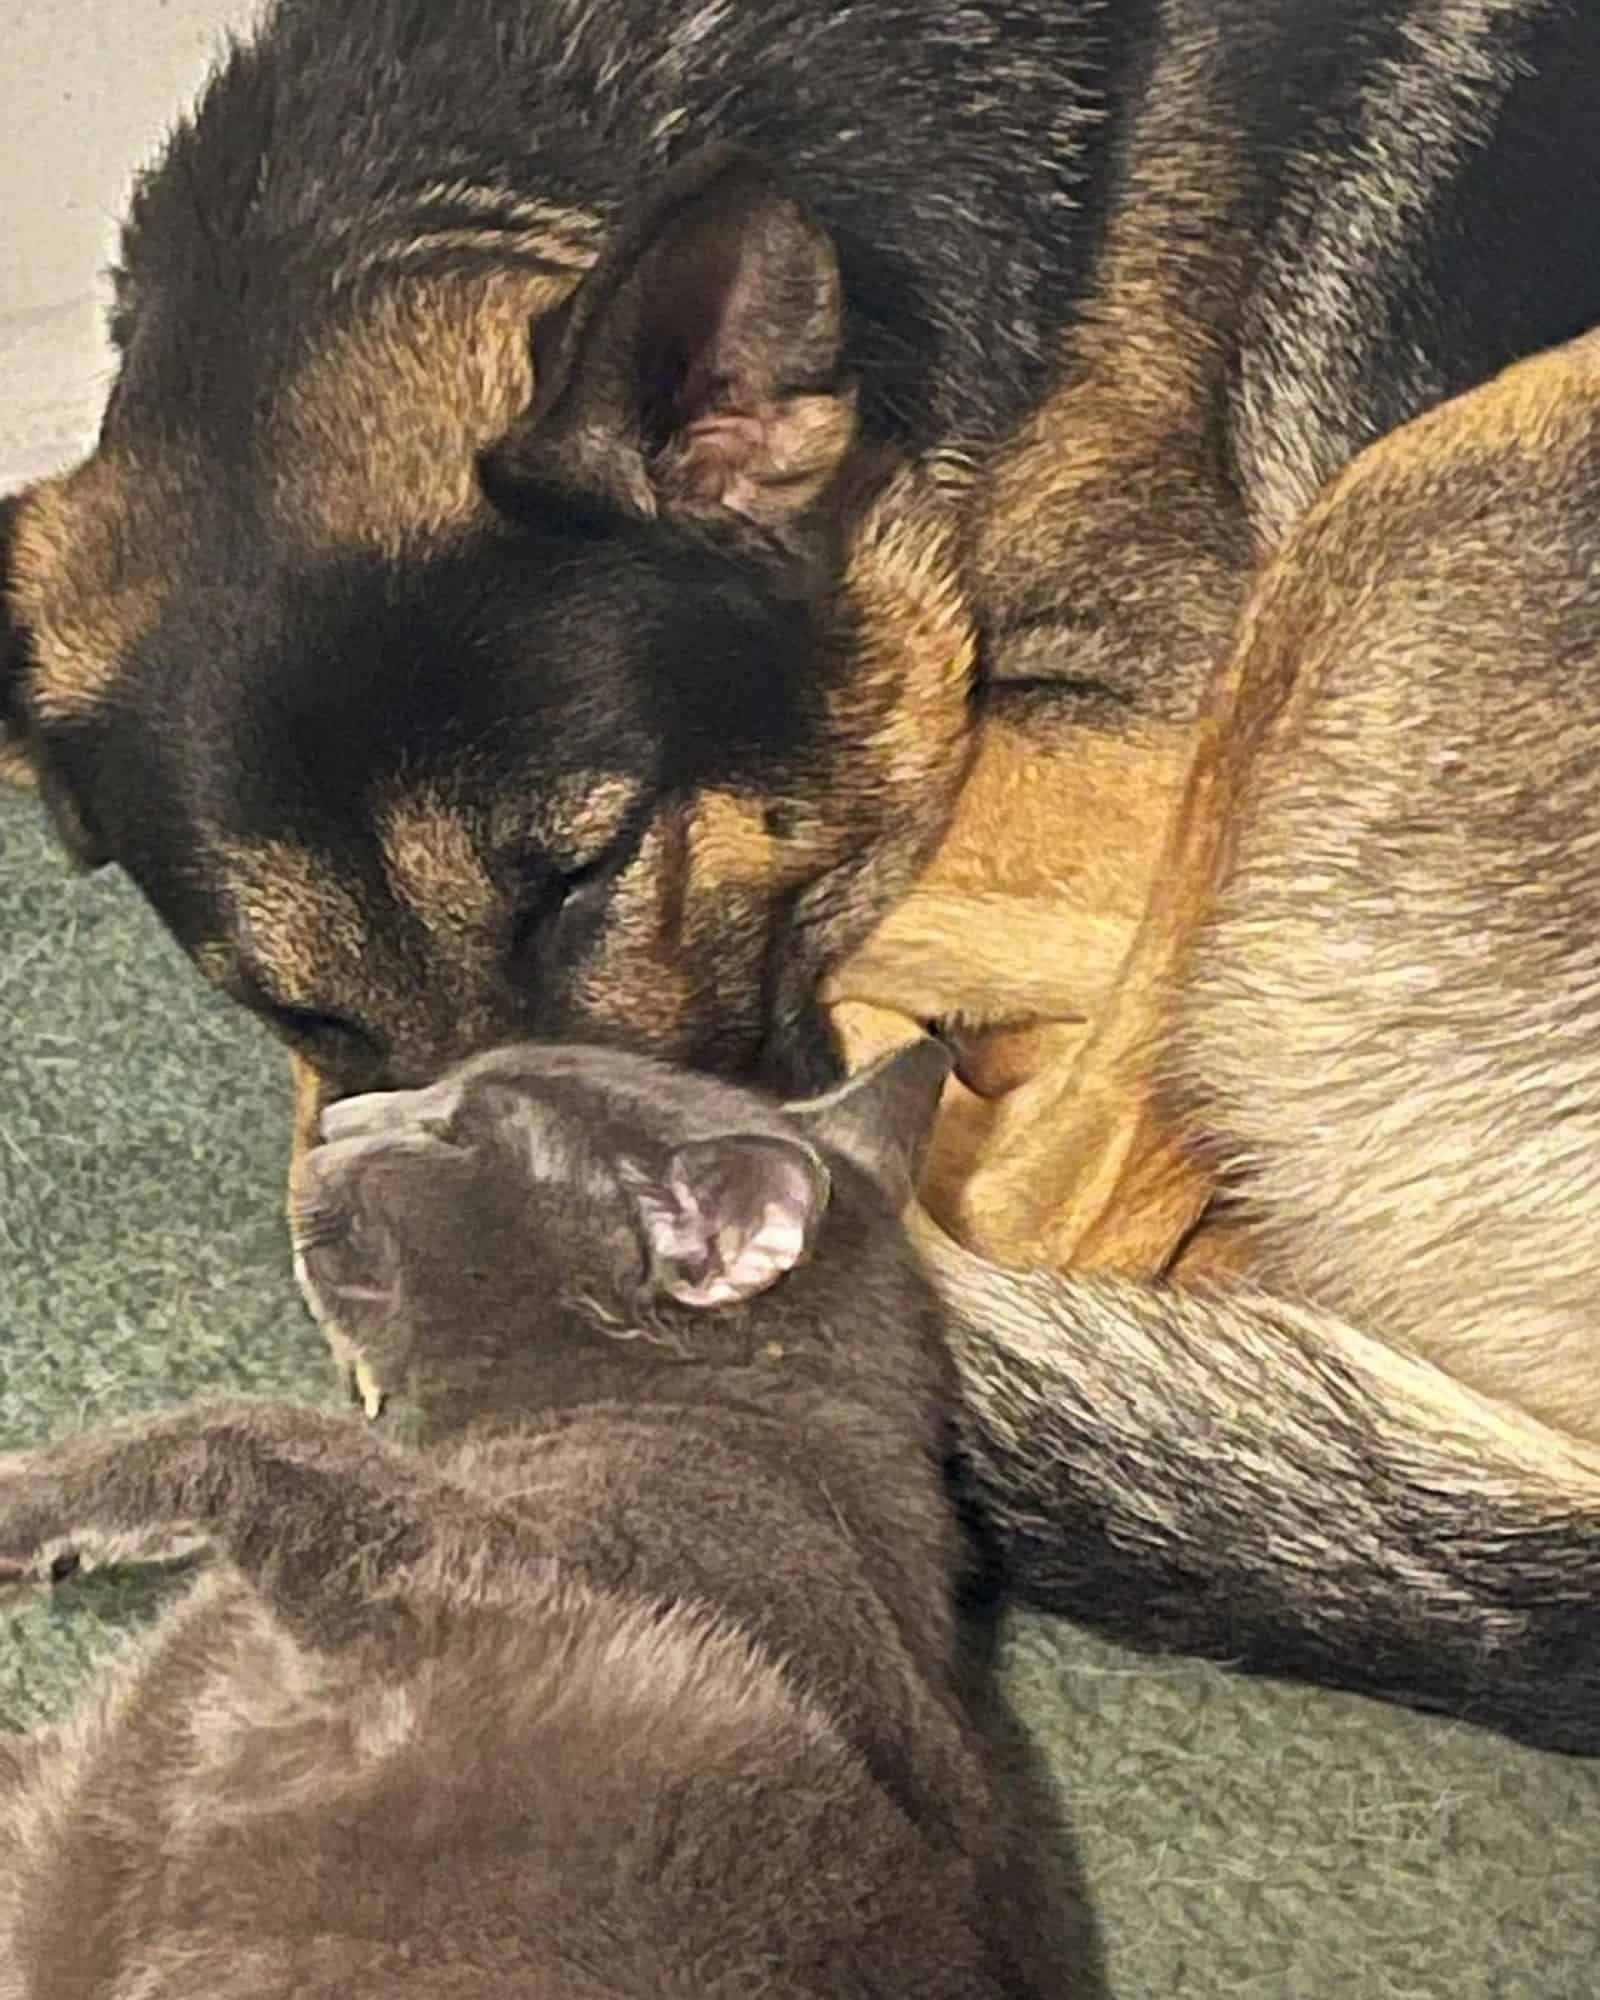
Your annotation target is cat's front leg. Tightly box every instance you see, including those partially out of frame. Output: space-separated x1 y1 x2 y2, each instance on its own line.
0 1401 369 1590
0 1435 192 1585
0 1399 521 1652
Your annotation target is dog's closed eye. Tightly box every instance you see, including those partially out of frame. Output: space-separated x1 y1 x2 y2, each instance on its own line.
506 845 621 962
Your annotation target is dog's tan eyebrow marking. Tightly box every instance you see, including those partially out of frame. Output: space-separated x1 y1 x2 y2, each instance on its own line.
11 461 175 724
490 772 645 871
379 793 502 945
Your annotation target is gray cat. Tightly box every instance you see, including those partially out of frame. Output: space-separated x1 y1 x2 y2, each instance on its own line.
0 1040 1087 1999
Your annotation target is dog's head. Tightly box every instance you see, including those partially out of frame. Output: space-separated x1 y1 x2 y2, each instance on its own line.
1 148 973 1107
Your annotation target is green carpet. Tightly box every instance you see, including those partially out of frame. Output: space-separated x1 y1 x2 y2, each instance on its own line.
3 785 1597 1997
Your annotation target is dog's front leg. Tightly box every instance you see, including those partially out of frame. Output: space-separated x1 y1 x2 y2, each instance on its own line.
936 483 1318 1279
932 763 1227 1279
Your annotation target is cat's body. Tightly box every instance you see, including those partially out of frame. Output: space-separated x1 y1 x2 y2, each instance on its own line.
0 1041 1081 1999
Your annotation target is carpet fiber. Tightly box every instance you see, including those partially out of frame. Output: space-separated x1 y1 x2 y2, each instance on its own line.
3 786 1598 1996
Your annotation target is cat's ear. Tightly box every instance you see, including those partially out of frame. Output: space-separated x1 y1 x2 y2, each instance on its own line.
786 1037 952 1208
480 144 855 532
628 1134 830 1309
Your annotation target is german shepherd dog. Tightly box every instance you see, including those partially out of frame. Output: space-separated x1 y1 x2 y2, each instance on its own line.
6 0 1600 1745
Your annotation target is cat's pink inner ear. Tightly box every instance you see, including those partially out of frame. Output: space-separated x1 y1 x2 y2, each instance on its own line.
637 1136 828 1309
674 1194 814 1308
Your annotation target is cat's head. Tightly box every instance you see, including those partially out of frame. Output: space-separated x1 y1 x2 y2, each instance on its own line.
291 1036 951 1424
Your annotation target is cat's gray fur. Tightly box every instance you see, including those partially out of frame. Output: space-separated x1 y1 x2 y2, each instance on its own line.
0 1040 1088 1999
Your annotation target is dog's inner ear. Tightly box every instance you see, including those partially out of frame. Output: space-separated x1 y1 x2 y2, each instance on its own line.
627 1133 830 1309
484 146 856 530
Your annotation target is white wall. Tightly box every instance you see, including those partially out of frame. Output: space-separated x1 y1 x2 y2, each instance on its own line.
0 0 262 484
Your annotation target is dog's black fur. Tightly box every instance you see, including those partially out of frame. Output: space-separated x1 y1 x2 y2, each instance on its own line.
6 0 1600 1102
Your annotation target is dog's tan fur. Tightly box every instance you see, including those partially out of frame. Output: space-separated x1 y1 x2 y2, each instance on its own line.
851 328 1600 1450
1170 329 1600 1438
9 458 178 727
273 269 577 556
825 704 1206 1266
828 712 1191 1034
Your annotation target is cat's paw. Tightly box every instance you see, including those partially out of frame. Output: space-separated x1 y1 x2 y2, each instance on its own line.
0 1448 200 1585
0 1453 78 1588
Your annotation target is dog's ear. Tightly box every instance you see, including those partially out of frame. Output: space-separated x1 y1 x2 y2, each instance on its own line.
626 1133 830 1309
482 145 856 533
34 759 111 870
787 1037 953 1208
0 493 30 772
0 489 110 868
